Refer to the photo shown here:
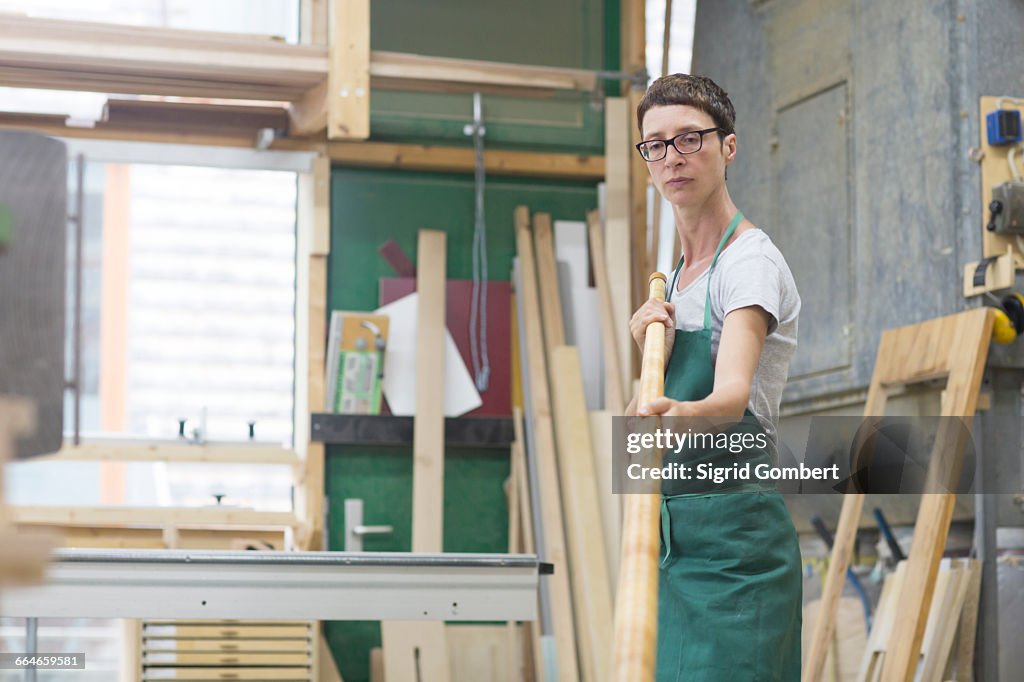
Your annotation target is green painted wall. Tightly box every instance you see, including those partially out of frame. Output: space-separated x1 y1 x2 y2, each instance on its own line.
367 0 614 151
323 167 598 682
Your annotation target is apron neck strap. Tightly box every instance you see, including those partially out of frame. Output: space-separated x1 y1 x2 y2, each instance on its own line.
703 210 743 330
667 211 745 331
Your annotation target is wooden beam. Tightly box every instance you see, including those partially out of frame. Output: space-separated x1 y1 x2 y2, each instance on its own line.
99 163 130 434
27 526 288 550
329 141 605 180
327 0 370 139
10 506 300 529
381 229 451 682
586 210 626 413
289 79 328 137
550 347 614 682
511 408 543 682
604 98 635 400
515 206 580 682
0 14 625 105
371 51 597 93
532 212 566 351
294 156 331 551
629 88 649 314
39 440 300 465
411 229 447 553
301 0 329 46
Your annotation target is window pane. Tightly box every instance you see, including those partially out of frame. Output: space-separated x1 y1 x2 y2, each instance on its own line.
0 0 300 42
68 163 297 445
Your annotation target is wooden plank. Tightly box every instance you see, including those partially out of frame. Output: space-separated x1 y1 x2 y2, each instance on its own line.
142 624 310 638
35 526 287 550
142 651 311 665
141 669 310 680
144 639 310 653
856 563 905 682
369 648 384 682
604 99 635 402
122 619 142 682
40 440 300 465
586 210 626 413
532 212 566 351
447 624 517 681
628 88 649 315
512 408 542 682
588 410 620 588
329 142 605 181
290 79 329 138
949 559 982 681
317 631 344 682
381 621 450 681
327 0 370 140
370 51 597 93
514 205 580 682
381 229 450 682
550 347 614 682
300 0 330 46
294 154 331 550
505 435 523 682
919 561 970 682
411 229 447 552
10 506 299 529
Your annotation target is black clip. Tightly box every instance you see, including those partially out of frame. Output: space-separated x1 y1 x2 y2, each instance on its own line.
973 256 998 288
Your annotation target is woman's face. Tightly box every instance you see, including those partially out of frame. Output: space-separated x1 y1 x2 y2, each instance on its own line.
640 104 736 207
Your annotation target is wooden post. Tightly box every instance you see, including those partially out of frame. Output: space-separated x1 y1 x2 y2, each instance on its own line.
327 0 370 140
604 99 635 402
611 273 667 682
294 155 330 551
381 229 451 682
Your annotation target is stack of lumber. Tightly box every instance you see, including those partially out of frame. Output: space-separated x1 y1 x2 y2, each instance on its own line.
856 559 982 682
508 205 635 681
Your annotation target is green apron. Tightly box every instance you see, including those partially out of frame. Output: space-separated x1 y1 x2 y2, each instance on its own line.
656 212 802 681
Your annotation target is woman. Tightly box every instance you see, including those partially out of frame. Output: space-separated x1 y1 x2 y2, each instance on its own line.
627 74 803 681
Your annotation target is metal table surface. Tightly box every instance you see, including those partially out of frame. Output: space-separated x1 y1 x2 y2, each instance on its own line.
0 549 544 621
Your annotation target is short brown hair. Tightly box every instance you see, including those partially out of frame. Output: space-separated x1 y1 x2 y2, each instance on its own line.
636 74 736 139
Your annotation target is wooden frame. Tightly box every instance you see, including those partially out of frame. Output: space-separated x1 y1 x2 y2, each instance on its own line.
804 308 994 682
294 154 331 551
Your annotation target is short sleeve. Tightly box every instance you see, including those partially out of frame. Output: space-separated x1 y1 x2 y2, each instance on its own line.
716 252 785 336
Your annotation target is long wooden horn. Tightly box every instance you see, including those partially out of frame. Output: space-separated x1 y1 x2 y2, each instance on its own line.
612 271 668 681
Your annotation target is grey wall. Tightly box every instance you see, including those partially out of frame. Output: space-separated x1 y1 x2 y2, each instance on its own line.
692 0 1003 407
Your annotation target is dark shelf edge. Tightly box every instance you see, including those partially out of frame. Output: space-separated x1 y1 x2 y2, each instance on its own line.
312 413 514 449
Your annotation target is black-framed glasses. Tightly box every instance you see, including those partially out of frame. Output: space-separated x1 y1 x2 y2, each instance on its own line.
635 127 721 162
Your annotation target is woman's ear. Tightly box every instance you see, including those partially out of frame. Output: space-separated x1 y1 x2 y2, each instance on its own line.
724 133 738 165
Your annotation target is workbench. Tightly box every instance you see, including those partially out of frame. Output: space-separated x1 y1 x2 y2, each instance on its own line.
0 549 545 621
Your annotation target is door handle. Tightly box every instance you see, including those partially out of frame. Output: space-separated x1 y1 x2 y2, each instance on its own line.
344 499 394 551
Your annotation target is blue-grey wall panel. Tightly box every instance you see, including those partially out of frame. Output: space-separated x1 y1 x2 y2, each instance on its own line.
772 83 852 380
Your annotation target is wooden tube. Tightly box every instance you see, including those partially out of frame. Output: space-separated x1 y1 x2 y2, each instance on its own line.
611 271 667 682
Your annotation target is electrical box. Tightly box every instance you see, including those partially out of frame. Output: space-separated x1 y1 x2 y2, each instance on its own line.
987 109 1022 146
987 181 1024 234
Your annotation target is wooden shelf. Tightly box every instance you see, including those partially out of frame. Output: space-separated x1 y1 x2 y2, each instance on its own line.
311 413 513 449
0 14 605 103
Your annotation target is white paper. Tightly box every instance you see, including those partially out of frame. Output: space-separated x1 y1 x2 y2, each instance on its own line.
375 293 483 417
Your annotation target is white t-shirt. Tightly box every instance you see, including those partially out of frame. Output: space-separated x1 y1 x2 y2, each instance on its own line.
667 228 801 444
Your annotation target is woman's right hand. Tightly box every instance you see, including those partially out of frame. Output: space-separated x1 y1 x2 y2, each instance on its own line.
629 298 675 353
